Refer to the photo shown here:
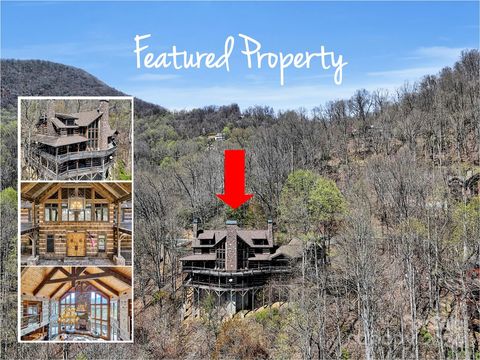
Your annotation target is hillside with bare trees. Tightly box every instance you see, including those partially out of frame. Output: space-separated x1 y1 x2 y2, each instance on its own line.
0 50 479 359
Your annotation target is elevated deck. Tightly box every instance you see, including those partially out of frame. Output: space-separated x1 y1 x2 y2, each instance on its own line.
36 144 116 163
182 265 291 276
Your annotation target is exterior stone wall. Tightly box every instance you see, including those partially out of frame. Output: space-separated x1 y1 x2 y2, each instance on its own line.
98 100 109 150
225 222 238 271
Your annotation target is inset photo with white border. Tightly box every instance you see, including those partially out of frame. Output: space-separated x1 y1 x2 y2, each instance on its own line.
20 266 133 342
19 97 133 181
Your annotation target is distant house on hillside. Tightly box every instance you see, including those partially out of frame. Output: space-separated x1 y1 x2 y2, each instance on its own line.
448 171 480 199
207 132 225 142
180 220 300 318
26 99 118 181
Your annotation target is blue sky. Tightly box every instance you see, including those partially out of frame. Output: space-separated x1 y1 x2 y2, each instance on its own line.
1 1 478 111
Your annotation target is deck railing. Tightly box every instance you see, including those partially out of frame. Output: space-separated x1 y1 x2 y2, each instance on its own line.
21 314 41 329
34 144 116 163
185 279 267 290
182 265 291 276
56 163 113 178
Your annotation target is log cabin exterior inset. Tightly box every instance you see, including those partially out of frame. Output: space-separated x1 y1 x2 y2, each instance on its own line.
27 99 118 180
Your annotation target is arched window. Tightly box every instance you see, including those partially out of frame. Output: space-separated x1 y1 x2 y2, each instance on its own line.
90 291 109 338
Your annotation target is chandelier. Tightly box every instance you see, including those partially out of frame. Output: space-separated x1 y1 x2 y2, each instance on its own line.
69 188 85 211
58 306 79 326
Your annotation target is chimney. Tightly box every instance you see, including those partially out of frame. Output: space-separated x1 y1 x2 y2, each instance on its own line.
267 219 273 245
225 220 238 271
192 218 199 238
98 99 110 150
46 99 56 136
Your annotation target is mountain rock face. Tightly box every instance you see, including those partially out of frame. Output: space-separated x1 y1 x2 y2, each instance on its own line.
0 59 166 116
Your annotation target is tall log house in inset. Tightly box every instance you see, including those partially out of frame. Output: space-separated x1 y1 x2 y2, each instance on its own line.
27 100 117 180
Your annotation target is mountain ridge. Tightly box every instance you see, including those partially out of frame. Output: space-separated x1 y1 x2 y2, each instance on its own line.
0 59 167 116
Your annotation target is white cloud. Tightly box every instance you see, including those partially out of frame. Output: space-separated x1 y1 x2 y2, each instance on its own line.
367 66 442 79
366 46 468 82
126 81 404 112
414 46 465 62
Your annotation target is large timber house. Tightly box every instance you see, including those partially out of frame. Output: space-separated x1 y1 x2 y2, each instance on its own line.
180 220 300 318
27 99 118 180
20 182 132 266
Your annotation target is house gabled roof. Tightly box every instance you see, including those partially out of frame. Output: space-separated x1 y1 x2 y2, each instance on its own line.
51 117 69 129
69 110 103 127
34 134 88 147
275 238 303 259
180 254 216 261
195 228 273 248
237 230 272 247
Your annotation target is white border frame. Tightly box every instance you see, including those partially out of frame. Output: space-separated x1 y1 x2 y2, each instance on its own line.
17 96 135 344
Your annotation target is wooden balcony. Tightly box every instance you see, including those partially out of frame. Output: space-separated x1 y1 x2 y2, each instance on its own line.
182 265 291 276
56 163 113 179
29 160 113 180
35 144 117 163
185 279 266 291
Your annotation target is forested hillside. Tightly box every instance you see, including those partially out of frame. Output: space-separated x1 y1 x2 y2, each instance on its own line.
1 59 166 116
0 50 479 359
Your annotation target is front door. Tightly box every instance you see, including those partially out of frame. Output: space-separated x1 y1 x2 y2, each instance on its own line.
67 233 86 257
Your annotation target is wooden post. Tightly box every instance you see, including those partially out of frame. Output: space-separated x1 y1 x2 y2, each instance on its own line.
55 148 58 176
32 201 37 257
116 202 121 257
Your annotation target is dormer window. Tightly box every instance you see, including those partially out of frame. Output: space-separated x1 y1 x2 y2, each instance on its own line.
253 238 267 245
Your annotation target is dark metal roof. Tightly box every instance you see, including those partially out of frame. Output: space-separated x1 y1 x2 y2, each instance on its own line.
180 254 216 261
34 134 88 147
69 110 103 127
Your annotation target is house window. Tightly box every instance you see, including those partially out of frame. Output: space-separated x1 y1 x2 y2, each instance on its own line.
90 291 109 338
46 235 55 253
87 120 99 149
110 300 118 340
22 301 42 329
215 242 225 269
44 204 58 222
60 293 76 332
237 240 249 270
60 293 75 314
98 234 106 252
95 204 109 222
61 201 92 222
67 128 74 136
85 204 92 221
121 208 131 222
111 300 118 321
50 324 58 338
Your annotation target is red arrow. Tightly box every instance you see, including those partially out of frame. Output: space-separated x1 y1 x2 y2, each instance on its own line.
216 150 253 209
